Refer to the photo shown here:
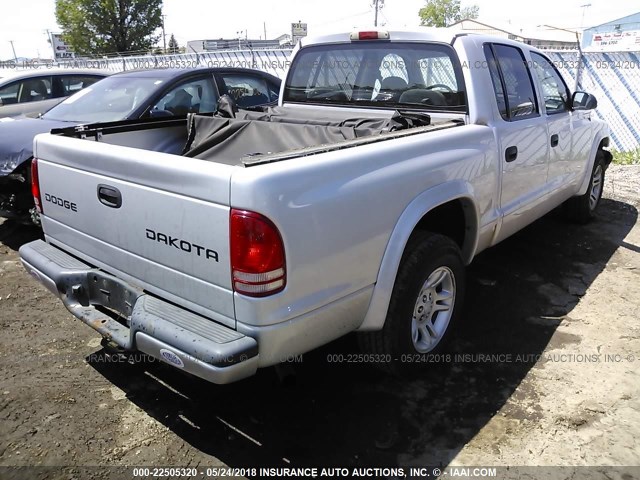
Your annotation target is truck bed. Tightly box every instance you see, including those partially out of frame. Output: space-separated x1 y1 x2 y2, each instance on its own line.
51 107 462 167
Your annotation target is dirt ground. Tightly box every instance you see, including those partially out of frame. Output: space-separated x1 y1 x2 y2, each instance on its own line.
0 166 639 480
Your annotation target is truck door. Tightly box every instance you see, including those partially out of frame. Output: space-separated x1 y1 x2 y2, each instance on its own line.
484 43 550 241
530 52 588 191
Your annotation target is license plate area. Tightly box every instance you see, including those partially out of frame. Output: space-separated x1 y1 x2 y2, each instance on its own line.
85 271 143 322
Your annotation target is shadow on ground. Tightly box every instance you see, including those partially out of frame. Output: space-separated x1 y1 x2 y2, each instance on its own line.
0 219 41 251
6 200 636 471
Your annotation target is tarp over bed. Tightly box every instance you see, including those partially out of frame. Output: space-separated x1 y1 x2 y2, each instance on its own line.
183 106 432 164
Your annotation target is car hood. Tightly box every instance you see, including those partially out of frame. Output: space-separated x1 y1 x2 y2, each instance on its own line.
0 117 76 176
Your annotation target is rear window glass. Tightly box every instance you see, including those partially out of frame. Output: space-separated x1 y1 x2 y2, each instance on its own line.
284 42 467 111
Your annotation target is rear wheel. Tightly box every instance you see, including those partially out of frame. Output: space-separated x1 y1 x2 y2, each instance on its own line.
564 152 606 224
359 231 465 374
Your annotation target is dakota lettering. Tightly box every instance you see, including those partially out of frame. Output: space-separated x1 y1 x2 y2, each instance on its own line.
144 229 219 262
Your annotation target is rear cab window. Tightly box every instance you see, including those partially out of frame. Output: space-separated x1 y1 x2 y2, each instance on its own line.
283 41 467 112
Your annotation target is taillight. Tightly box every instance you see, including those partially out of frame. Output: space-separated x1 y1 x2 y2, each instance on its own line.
230 209 286 297
350 31 390 41
31 158 43 214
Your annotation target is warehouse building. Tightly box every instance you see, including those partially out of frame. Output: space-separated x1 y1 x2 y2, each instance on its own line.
581 12 640 51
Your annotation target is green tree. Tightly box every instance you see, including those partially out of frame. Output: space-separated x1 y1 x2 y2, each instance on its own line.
419 0 479 27
168 34 179 54
55 0 163 55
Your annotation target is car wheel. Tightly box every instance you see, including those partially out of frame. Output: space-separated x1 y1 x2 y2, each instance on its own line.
564 152 606 224
359 231 465 374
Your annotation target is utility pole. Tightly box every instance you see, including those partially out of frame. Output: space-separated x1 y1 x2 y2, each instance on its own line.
161 14 167 53
45 29 54 60
373 0 385 27
9 40 17 61
236 30 247 49
264 22 267 41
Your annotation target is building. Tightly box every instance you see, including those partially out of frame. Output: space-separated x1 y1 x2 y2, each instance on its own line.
447 19 579 50
187 35 292 53
581 12 640 52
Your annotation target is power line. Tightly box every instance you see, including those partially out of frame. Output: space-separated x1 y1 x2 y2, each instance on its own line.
380 10 390 27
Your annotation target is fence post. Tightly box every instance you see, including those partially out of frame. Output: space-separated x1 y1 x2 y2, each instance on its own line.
575 32 584 91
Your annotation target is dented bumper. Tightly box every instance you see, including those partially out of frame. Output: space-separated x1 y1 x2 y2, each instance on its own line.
19 239 259 384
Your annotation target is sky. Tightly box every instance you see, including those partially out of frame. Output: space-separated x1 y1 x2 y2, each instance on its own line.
0 0 638 60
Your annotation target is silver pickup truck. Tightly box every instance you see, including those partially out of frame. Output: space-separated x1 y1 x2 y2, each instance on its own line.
20 30 611 384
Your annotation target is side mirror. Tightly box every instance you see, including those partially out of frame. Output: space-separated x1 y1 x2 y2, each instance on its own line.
0 97 4 107
572 91 597 111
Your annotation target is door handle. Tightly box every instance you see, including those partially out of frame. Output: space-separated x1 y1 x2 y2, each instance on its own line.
505 146 518 162
97 184 122 209
550 134 559 147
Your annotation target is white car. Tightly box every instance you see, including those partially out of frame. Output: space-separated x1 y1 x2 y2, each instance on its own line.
0 68 107 118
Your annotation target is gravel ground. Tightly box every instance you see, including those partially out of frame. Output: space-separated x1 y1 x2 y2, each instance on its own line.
0 165 639 480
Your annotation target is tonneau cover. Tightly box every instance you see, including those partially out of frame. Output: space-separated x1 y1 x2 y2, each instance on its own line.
183 107 431 164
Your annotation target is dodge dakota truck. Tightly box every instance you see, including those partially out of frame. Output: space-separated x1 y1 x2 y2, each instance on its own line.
19 31 611 384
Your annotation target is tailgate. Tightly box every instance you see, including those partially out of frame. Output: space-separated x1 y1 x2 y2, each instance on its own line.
34 134 237 328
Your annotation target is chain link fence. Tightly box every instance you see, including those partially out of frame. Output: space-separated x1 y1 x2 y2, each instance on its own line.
548 50 640 152
3 47 638 152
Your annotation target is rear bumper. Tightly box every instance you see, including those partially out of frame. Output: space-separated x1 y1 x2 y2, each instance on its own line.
19 240 259 384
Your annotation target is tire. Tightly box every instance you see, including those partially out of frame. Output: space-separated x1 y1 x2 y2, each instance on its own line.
564 151 606 224
359 231 466 375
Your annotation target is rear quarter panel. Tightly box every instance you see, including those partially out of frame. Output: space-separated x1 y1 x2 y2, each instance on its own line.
231 124 499 328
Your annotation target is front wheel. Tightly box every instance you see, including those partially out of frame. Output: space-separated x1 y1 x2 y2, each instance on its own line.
359 231 465 374
564 152 607 224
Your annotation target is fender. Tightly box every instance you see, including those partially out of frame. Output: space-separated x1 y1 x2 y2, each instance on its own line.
357 180 479 331
576 129 611 196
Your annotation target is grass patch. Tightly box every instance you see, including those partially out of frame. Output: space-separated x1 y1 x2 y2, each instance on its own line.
611 148 640 165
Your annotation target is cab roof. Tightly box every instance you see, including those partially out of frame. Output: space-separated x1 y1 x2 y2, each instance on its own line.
298 29 548 55
299 30 459 48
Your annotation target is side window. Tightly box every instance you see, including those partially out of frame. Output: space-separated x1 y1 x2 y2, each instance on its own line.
58 75 102 97
485 44 539 121
151 76 217 116
219 74 272 108
484 45 508 120
531 53 570 114
267 83 280 102
6 77 53 104
0 81 20 105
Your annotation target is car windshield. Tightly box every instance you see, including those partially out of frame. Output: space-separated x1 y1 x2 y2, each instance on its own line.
284 41 467 112
42 76 165 122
